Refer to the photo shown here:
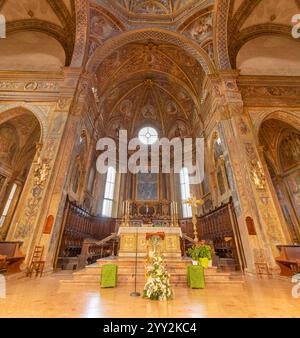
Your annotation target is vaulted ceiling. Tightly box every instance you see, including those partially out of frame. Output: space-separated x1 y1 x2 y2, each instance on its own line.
0 112 40 178
86 0 300 136
0 0 76 71
228 0 300 75
96 42 204 139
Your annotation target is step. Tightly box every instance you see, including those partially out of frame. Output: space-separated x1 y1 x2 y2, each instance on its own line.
60 256 244 286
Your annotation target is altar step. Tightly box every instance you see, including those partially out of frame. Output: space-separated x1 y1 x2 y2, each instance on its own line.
60 257 244 286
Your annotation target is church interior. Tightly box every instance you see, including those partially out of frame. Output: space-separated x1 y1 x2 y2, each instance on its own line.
0 0 300 318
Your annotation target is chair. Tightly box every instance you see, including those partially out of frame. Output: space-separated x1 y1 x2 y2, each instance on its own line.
27 246 45 278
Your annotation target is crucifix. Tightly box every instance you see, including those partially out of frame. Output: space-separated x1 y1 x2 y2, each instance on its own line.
185 193 204 242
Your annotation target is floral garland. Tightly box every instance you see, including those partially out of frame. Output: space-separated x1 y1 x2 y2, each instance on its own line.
143 237 174 301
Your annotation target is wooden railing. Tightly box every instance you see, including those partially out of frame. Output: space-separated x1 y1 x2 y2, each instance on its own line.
180 199 246 271
57 197 246 272
78 233 119 269
56 198 117 269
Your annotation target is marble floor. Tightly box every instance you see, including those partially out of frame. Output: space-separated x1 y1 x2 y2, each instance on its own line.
0 272 299 318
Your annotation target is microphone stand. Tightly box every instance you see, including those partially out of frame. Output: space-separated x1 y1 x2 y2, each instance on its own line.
130 226 140 297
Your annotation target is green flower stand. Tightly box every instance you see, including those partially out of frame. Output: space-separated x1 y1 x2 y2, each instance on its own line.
101 264 118 288
187 265 205 289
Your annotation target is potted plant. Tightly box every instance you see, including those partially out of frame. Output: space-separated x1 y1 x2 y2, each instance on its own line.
198 242 212 269
187 246 200 265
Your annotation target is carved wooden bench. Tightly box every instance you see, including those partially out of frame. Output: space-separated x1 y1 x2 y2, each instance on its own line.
0 241 25 273
276 245 300 277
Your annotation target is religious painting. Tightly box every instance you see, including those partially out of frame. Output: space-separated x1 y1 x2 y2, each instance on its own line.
280 132 300 171
136 173 158 201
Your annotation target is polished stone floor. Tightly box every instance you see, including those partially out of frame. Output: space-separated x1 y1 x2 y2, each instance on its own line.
0 272 299 318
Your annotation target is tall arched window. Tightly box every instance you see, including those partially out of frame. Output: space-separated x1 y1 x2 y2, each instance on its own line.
180 168 192 218
102 167 116 217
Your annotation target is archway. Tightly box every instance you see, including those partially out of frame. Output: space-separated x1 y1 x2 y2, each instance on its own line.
259 118 300 243
0 111 41 240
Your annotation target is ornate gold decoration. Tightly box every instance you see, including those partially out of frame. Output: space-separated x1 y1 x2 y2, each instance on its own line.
121 200 130 227
185 193 204 242
33 160 51 189
245 143 266 191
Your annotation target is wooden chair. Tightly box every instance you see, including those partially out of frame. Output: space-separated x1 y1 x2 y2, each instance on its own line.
27 246 45 278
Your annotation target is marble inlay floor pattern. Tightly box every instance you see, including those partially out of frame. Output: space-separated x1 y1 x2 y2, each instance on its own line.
0 272 299 318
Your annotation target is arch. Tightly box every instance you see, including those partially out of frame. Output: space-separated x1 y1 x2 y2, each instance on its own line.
230 24 294 68
213 0 231 70
258 116 300 242
70 0 89 67
6 20 71 64
86 28 216 75
253 110 300 144
277 128 300 172
0 104 48 142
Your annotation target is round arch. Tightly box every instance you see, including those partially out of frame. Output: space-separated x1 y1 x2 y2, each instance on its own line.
213 0 231 70
0 104 48 142
70 0 89 67
253 110 300 145
86 28 216 75
230 24 293 68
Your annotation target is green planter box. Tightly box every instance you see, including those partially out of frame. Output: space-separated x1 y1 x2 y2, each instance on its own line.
101 264 118 288
187 265 205 289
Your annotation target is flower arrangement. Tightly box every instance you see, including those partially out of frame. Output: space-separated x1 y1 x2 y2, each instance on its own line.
187 246 200 261
143 236 174 301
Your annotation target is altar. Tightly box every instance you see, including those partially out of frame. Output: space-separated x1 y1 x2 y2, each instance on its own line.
117 226 182 258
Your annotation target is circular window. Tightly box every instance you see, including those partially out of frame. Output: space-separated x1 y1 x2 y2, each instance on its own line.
138 127 158 145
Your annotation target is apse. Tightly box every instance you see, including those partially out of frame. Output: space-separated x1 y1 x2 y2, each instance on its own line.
95 42 205 140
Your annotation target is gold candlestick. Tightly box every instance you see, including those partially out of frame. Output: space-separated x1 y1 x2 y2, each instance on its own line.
122 200 130 227
185 194 204 242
